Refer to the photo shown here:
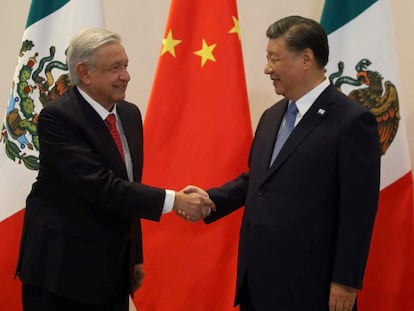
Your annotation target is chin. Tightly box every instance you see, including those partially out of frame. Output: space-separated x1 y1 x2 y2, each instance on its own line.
274 89 284 96
114 94 126 102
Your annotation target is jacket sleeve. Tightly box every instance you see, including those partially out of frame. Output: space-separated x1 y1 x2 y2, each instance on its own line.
205 172 249 223
332 110 381 288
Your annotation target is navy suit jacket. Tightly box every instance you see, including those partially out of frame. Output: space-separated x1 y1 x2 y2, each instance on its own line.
16 87 165 304
206 84 380 310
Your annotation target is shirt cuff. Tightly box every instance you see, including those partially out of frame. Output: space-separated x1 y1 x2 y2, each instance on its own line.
162 189 175 214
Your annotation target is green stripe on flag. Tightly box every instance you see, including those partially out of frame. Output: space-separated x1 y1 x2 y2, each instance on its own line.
321 0 377 34
26 0 70 28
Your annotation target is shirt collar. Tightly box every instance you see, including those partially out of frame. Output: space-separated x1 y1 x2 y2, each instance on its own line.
77 86 118 120
294 78 330 117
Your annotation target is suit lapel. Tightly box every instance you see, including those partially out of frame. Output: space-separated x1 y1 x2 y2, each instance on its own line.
264 86 335 183
254 100 288 179
74 88 129 178
117 104 142 181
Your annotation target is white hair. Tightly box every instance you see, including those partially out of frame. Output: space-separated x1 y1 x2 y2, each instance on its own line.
66 27 121 85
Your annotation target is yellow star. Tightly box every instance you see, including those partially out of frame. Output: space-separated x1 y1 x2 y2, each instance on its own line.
194 39 217 67
161 29 182 57
229 16 241 40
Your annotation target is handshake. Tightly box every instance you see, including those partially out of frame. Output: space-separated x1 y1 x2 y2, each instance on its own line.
172 185 215 222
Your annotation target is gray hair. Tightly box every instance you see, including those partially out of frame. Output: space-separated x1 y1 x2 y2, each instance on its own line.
66 27 121 85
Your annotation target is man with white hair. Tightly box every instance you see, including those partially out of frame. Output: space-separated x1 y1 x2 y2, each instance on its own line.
16 27 214 311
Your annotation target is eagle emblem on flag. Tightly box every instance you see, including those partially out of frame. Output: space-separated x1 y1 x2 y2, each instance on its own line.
329 59 400 155
1 39 72 170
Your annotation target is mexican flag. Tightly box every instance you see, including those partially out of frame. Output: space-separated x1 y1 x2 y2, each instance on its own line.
134 0 252 310
0 1 104 309
321 0 414 310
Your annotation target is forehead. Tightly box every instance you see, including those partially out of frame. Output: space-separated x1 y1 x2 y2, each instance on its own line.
266 37 287 55
95 43 128 62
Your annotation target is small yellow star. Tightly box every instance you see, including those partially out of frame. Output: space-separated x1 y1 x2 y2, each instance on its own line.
229 16 241 40
194 39 217 67
161 29 182 57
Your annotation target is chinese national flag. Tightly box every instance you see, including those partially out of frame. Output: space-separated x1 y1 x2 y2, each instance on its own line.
134 0 252 310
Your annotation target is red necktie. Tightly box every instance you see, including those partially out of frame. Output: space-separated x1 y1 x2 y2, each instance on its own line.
105 113 125 161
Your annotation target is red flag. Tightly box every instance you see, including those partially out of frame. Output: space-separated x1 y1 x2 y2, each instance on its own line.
0 211 24 311
134 0 252 310
359 172 414 310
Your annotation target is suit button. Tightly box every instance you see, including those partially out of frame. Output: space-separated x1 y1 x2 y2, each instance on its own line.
258 191 264 196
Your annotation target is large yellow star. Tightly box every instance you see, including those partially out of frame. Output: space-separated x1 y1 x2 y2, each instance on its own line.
229 16 241 40
161 29 182 57
194 39 217 67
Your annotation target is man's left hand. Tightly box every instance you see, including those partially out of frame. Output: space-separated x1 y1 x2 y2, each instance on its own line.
131 264 145 292
329 282 357 311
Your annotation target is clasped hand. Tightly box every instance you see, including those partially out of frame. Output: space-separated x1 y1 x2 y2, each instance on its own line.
173 185 215 222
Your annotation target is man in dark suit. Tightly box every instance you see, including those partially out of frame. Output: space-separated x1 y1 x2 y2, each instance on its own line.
185 16 380 311
16 27 214 311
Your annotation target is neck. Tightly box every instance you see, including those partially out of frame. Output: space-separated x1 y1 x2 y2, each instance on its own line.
290 72 326 101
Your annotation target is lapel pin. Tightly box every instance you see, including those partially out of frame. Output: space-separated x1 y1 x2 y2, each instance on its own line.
317 108 326 116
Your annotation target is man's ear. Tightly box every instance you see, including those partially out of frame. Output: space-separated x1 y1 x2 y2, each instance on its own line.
76 62 90 85
302 48 314 69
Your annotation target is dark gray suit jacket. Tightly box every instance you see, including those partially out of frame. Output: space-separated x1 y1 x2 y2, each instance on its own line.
16 87 165 304
206 84 380 310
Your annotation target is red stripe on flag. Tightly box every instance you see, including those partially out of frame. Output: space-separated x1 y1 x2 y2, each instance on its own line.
0 209 24 310
359 171 414 310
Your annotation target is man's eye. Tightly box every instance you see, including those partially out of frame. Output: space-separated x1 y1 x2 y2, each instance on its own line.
267 56 278 62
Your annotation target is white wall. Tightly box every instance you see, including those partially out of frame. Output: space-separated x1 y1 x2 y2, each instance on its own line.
1 0 413 166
